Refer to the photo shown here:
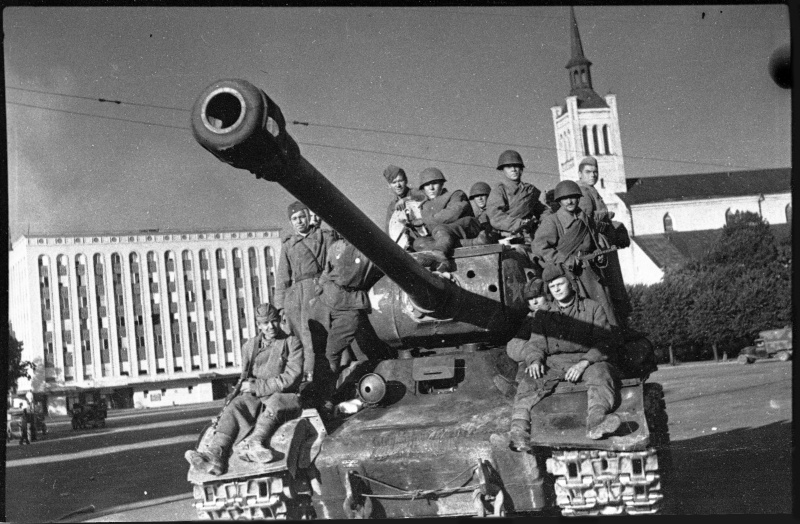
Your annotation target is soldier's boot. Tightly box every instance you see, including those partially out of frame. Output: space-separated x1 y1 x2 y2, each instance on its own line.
239 413 280 463
586 408 621 440
490 418 531 452
429 250 455 273
185 432 232 475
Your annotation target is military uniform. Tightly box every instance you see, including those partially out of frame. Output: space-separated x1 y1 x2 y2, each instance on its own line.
532 205 619 328
577 182 631 328
312 239 392 402
275 226 337 378
506 296 619 427
412 188 482 256
486 179 550 240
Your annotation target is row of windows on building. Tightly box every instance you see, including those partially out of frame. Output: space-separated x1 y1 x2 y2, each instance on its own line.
662 204 791 232
37 247 277 383
557 124 612 165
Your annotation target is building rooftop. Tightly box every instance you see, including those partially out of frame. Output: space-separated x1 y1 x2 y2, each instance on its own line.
633 222 791 269
619 168 791 207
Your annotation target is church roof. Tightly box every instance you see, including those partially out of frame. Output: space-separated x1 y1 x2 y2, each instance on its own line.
619 168 791 207
632 223 791 270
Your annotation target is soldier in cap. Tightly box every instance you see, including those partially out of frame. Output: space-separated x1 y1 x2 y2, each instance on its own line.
275 200 337 384
311 237 394 412
494 263 621 451
410 167 483 271
532 180 620 329
486 150 550 243
185 303 303 475
382 165 426 235
576 156 632 329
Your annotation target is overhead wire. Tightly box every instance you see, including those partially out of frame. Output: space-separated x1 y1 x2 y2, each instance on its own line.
7 89 755 171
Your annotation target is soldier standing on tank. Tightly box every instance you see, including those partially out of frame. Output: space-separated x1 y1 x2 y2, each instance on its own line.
275 201 337 385
486 150 550 244
494 263 621 451
532 180 620 329
313 237 392 412
410 167 483 272
575 156 632 330
185 303 303 474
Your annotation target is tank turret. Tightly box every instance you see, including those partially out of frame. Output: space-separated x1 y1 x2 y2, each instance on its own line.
190 79 530 348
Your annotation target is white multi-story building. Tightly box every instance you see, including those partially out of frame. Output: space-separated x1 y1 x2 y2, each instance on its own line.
9 228 283 415
551 7 791 285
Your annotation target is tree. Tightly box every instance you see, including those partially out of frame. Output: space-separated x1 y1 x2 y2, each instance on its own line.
7 322 35 397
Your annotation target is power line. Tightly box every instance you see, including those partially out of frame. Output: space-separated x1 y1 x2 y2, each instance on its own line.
7 86 189 113
7 101 188 131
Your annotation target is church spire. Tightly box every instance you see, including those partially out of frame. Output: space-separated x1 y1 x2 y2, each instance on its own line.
565 6 605 106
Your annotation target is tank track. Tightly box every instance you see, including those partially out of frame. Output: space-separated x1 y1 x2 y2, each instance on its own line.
545 382 670 516
191 472 315 520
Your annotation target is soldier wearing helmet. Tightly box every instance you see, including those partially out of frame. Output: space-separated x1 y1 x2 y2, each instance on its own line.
486 150 550 243
461 181 500 246
576 156 632 329
531 180 620 328
185 302 303 475
409 167 482 272
275 201 337 385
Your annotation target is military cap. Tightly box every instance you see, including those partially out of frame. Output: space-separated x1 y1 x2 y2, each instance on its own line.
523 278 545 300
383 165 407 183
255 303 280 323
418 167 446 189
578 156 598 171
542 263 567 283
469 182 491 199
287 200 308 218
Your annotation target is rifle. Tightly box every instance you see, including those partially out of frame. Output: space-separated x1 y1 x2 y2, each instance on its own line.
578 246 619 266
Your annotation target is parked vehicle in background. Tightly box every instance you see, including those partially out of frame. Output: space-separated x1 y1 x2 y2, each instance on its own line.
70 401 108 429
6 408 47 442
738 326 793 364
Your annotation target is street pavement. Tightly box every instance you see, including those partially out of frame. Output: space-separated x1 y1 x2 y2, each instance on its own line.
3 358 792 521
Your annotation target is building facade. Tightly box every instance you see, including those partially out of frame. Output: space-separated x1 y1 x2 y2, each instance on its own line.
551 7 792 285
9 228 283 415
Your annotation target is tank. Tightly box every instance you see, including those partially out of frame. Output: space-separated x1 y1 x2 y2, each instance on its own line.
185 78 670 518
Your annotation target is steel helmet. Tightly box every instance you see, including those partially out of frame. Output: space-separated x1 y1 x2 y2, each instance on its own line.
418 167 446 189
553 180 582 201
496 150 525 170
469 182 491 199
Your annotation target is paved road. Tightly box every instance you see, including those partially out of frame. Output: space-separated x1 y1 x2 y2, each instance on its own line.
3 359 792 521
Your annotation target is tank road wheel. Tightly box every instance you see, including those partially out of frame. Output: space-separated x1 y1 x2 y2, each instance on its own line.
777 351 790 362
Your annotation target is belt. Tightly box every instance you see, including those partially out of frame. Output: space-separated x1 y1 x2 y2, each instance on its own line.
292 272 320 285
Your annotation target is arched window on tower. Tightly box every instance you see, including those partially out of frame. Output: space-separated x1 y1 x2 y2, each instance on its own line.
663 213 673 233
786 203 792 223
573 70 580 86
592 126 600 155
582 126 589 156
602 125 611 154
582 70 588 84
725 208 734 225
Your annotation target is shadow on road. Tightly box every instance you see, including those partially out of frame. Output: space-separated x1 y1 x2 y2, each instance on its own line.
663 420 792 514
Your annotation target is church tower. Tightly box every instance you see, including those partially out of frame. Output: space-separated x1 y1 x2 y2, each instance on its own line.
551 7 627 202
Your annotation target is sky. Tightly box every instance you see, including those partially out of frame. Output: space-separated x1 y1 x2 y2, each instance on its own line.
4 5 791 242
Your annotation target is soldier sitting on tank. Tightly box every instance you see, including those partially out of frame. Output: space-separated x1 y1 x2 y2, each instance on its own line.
486 150 550 245
459 181 500 247
185 303 303 475
383 165 426 238
494 263 621 451
408 167 483 272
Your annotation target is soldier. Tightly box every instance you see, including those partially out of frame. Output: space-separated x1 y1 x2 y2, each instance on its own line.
532 180 620 328
410 167 483 272
461 181 500 247
575 156 632 329
383 165 425 234
185 303 303 474
275 201 337 385
495 263 621 451
313 237 392 410
486 150 550 243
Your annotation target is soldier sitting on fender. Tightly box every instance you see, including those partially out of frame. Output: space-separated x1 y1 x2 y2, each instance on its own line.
492 263 621 452
410 167 483 272
185 303 303 475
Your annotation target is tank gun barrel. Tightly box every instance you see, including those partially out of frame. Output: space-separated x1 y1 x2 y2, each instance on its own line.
190 79 456 314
